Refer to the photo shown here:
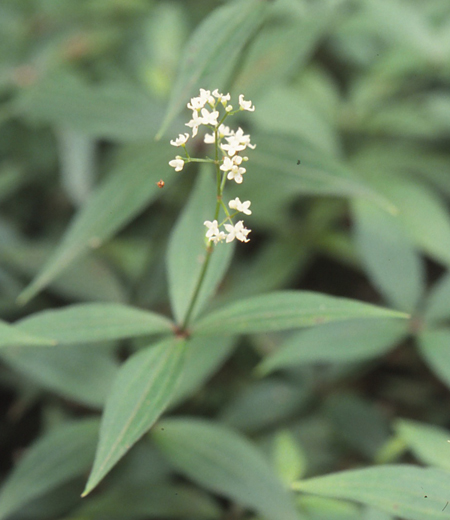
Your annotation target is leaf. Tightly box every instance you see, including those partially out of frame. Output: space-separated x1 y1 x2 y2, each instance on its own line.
167 170 234 326
0 344 119 408
257 318 408 376
394 419 450 472
293 465 450 520
0 418 99 520
157 0 267 138
380 176 450 266
16 72 165 141
15 303 174 344
170 335 236 407
424 272 450 325
18 142 175 303
273 430 307 485
236 133 396 217
153 418 300 520
417 329 450 390
82 337 186 496
0 319 54 348
352 199 424 312
74 483 220 520
193 291 409 336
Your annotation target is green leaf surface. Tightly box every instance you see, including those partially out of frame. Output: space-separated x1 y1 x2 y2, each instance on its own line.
0 319 54 348
19 142 175 303
0 344 119 408
16 303 173 344
193 291 409 336
0 418 99 520
424 273 450 325
16 72 164 141
295 465 450 520
237 133 396 220
153 418 300 520
74 483 220 520
380 177 450 266
167 170 234 325
82 337 186 496
352 199 424 312
417 329 450 389
394 419 450 472
157 0 267 138
257 318 408 376
170 335 236 407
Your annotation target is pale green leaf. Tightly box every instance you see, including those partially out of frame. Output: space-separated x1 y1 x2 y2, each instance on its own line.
0 419 99 520
257 318 407 376
170 335 236 407
157 0 267 138
16 303 173 344
153 418 300 520
237 133 396 217
82 338 186 496
193 291 409 336
74 483 220 520
16 72 164 141
352 199 424 312
424 273 450 325
296 496 361 520
167 170 234 326
294 465 450 520
417 329 450 389
19 142 175 303
0 319 54 348
273 430 307 486
0 344 119 408
394 419 450 471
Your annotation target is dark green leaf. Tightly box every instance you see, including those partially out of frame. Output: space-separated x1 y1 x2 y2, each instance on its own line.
82 337 186 496
193 291 409 336
0 419 99 520
293 465 450 520
16 303 173 344
153 418 300 520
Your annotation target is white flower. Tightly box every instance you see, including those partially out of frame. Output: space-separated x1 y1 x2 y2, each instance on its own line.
218 124 233 137
187 88 211 110
224 220 251 243
221 127 255 156
238 94 255 112
220 155 246 184
200 107 219 126
204 132 215 144
169 156 184 172
228 197 252 215
204 220 226 244
170 133 189 147
185 110 203 137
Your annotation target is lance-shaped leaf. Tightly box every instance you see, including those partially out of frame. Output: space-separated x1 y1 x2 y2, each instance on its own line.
0 419 99 520
153 418 300 520
157 0 267 138
257 318 408 376
394 419 450 472
82 338 186 496
293 465 450 520
417 329 450 390
15 303 173 344
0 319 54 348
167 170 234 326
193 291 409 336
19 142 174 303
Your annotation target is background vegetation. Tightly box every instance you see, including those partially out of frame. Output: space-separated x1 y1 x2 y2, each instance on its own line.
1 0 450 519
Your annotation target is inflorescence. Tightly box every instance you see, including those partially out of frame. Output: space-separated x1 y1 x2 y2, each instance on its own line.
169 88 255 244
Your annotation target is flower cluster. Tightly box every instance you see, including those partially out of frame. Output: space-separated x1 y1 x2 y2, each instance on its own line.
169 88 255 245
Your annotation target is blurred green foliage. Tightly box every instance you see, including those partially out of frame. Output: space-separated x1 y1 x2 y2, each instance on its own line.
1 0 450 519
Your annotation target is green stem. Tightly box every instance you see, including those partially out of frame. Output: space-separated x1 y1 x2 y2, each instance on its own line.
181 155 223 331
